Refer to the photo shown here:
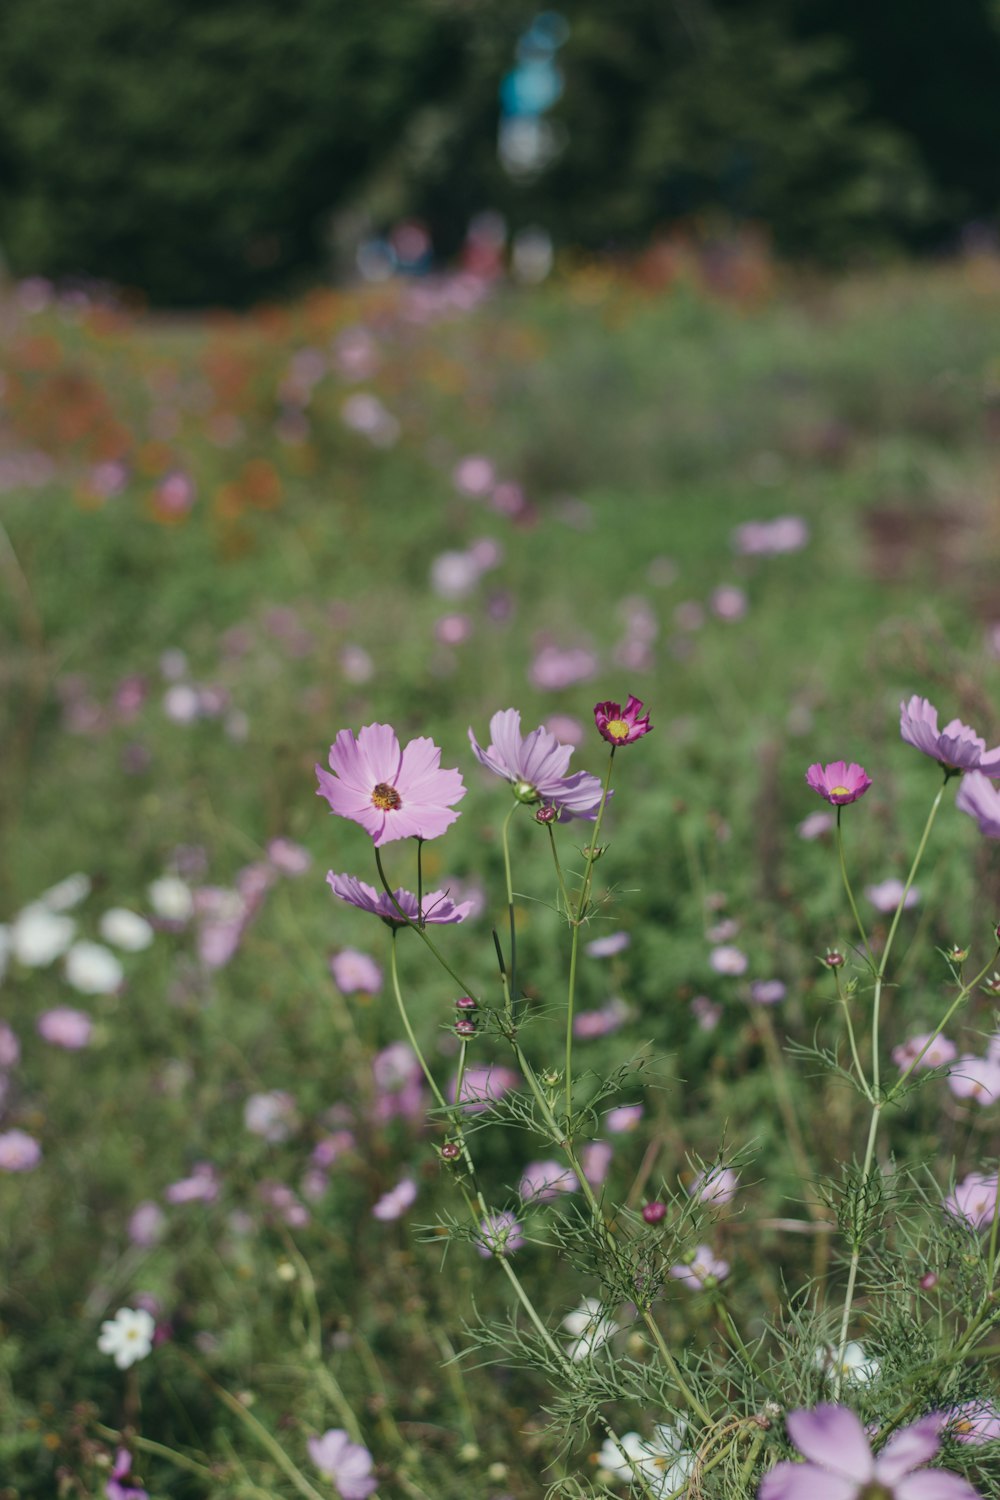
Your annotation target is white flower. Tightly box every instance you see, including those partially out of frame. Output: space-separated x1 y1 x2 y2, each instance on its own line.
815 1340 880 1385
11 904 76 967
597 1423 696 1495
39 873 91 911
64 941 124 995
97 1307 155 1369
99 908 154 952
562 1297 619 1361
148 875 194 923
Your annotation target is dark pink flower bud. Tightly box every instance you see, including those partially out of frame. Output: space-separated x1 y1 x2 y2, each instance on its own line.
454 1018 477 1038
455 996 478 1012
642 1201 667 1225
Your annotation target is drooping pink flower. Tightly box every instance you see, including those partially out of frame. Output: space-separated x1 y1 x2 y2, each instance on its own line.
670 1244 730 1289
475 1210 524 1257
891 1032 957 1072
326 873 475 926
307 1429 378 1499
468 708 607 820
316 724 465 846
943 1172 999 1230
805 761 873 806
519 1159 580 1202
372 1177 417 1222
956 772 1000 837
757 1405 980 1500
594 694 652 746
900 696 1000 776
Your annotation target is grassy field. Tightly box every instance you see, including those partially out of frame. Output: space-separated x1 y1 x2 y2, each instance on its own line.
2 249 1000 1498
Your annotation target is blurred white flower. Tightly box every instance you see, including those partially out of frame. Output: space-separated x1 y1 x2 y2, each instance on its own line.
11 905 76 967
99 908 154 951
97 1307 155 1369
815 1340 880 1385
148 875 194 923
596 1422 695 1495
39 873 91 911
64 941 124 995
562 1297 619 1361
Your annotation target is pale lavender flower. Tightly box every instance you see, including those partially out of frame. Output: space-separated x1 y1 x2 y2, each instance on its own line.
946 1400 1000 1445
0 1129 41 1171
372 1043 424 1123
451 1064 520 1113
573 998 630 1039
475 1210 524 1257
710 945 748 976
865 879 920 913
943 1172 999 1230
732 516 809 556
690 1167 739 1205
468 708 607 820
307 1429 378 1499
605 1104 643 1134
326 873 474 926
331 948 383 994
164 1162 219 1205
0 1022 19 1068
580 1141 614 1187
258 1180 310 1228
529 644 599 691
430 548 483 599
312 1130 355 1168
891 1033 957 1072
670 1244 730 1289
546 713 585 746
434 613 472 646
900 696 1000 775
948 1054 1000 1105
244 1091 298 1143
452 454 496 497
37 1006 93 1050
758 1405 979 1500
956 771 1000 837
585 931 630 958
798 810 835 840
690 995 723 1031
749 979 786 1006
710 585 748 621
316 723 465 845
128 1202 166 1248
372 1178 417 1221
266 838 312 875
519 1159 580 1202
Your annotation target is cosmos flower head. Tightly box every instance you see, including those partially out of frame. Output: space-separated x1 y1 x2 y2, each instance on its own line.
596 1422 695 1498
757 1405 980 1500
475 1209 525 1257
562 1297 619 1360
900 696 1000 776
956 772 1000 838
891 1032 957 1072
97 1307 156 1370
594 694 652 746
943 1171 999 1230
865 879 920 913
805 761 873 807
669 1244 730 1290
468 708 607 820
316 723 465 846
326 872 475 927
307 1430 378 1500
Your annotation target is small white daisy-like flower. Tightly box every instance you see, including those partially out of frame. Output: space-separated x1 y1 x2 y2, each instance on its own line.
815 1339 880 1385
596 1422 695 1495
99 908 154 952
562 1296 619 1361
97 1307 156 1369
11 904 76 967
64 941 124 995
148 875 194 923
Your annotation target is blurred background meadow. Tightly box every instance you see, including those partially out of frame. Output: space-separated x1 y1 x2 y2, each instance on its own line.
3 2 1000 1497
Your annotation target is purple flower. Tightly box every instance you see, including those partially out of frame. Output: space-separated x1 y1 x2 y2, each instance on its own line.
865 879 920 913
900 696 1000 776
594 694 652 746
519 1159 580 1202
0 1129 41 1171
757 1405 980 1500
943 1172 999 1230
372 1177 417 1222
805 761 873 806
106 1448 149 1500
710 945 748 976
947 1054 1000 1105
585 931 630 958
891 1033 957 1072
670 1244 730 1289
956 772 1000 837
946 1401 1000 1445
307 1429 378 1499
316 724 465 846
326 873 475 926
450 1064 520 1113
330 948 383 994
37 1006 93 1050
749 979 786 1006
475 1210 524 1257
468 708 607 820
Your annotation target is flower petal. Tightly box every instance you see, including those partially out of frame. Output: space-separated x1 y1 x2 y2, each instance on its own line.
758 1462 858 1500
786 1407 873 1481
326 729 373 791
488 708 525 780
894 1471 983 1500
874 1417 942 1482
355 722 402 784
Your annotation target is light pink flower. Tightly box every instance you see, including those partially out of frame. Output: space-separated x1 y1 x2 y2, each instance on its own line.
900 696 1000 775
691 995 723 1031
605 1104 643 1134
519 1159 580 1202
128 1202 166 1248
468 708 607 821
164 1162 219 1205
943 1172 999 1230
326 872 473 927
450 1064 520 1113
0 1129 41 1171
475 1209 524 1257
581 1140 614 1187
749 979 786 1006
37 1006 93 1050
757 1405 979 1500
0 1023 20 1068
732 516 809 556
529 644 599 691
946 1401 1000 1445
266 838 312 875
594 694 652 746
670 1244 730 1289
452 454 496 497
865 879 920 913
710 585 748 621
948 1054 1000 1105
573 998 630 1039
330 948 383 994
316 724 465 846
307 1429 377 1499
690 1167 739 1206
798 810 835 840
891 1033 957 1072
585 931 630 958
710 945 748 976
372 1177 417 1222
805 761 873 806
244 1091 298 1143
956 771 1000 837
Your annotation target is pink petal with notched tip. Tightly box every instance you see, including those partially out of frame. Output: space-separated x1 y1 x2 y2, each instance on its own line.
758 1463 857 1500
786 1407 873 1482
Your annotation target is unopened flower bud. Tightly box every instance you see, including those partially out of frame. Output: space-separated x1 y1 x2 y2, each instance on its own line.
919 1270 938 1291
823 949 845 968
583 844 607 860
535 804 558 825
947 945 969 963
984 972 1000 996
454 1018 477 1038
642 1201 667 1225
541 1069 560 1087
440 1142 461 1163
513 779 540 805
455 995 478 1012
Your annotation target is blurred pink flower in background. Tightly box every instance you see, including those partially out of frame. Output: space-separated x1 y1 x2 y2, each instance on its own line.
244 1091 299 1143
710 945 748 976
573 997 630 1039
943 1171 999 1229
128 1201 166 1248
452 453 496 497
529 644 599 691
605 1105 643 1134
266 838 312 876
891 1032 957 1071
690 995 723 1031
372 1042 425 1123
580 1140 614 1186
710 585 748 621
0 1129 41 1171
0 1023 21 1068
670 1244 730 1289
797 810 835 840
956 771 1000 837
690 1166 739 1205
165 1162 219 1205
308 1429 377 1499
732 515 808 556
519 1159 579 1202
948 1052 1000 1105
372 1176 417 1221
476 1210 524 1257
37 1006 93 1050
451 1064 520 1113
331 948 383 994
749 979 786 1006
585 932 630 958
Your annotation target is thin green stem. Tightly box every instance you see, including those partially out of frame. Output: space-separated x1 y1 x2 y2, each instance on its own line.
546 821 572 915
500 802 519 1021
93 1426 218 1481
565 748 617 1130
833 1104 882 1400
836 808 876 970
374 847 482 1003
389 932 449 1114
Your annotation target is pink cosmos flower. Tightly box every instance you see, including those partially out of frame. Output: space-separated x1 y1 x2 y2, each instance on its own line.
805 762 873 806
733 516 809 556
891 1033 957 1072
573 998 631 1039
798 810 835 840
316 724 465 846
690 1166 739 1205
106 1448 149 1500
468 708 607 820
37 1006 93 1050
900 696 1000 776
0 1129 41 1171
710 945 748 976
529 644 599 691
266 838 312 876
943 1172 999 1230
691 995 723 1031
585 931 630 958
307 1429 377 1499
865 879 920 913
605 1104 643 1134
450 1064 520 1113
594 694 652 746
946 1401 1000 1445
749 980 786 1006
164 1162 219 1205
948 1054 1000 1105
670 1244 730 1289
372 1177 418 1221
581 1140 614 1187
244 1091 298 1143
757 1405 980 1500
519 1159 580 1202
326 873 475 926
128 1202 166 1248
330 948 383 994
475 1209 525 1257
956 772 1000 837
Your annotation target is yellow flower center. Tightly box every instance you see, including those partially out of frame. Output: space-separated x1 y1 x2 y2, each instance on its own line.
606 718 630 741
830 785 850 796
371 782 402 811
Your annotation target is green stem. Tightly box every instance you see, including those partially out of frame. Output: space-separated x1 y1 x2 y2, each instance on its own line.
565 748 617 1131
832 1103 882 1400
374 847 482 1003
389 932 449 1115
546 821 572 915
836 807 876 970
500 803 519 1021
93 1425 218 1481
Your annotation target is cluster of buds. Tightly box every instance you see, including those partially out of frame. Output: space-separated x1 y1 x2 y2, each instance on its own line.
454 995 478 1038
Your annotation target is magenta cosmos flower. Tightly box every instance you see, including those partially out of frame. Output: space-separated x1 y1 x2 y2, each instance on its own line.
468 708 607 819
758 1406 980 1500
316 723 465 846
594 694 652 746
326 872 474 926
900 696 1000 776
956 772 1000 837
805 761 873 806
